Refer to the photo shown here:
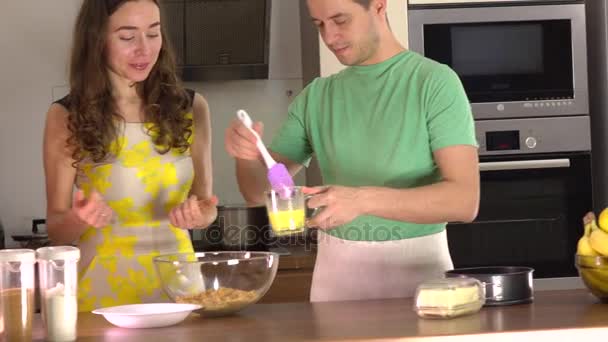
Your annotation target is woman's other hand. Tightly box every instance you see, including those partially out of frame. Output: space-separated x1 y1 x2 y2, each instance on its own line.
169 195 219 229
71 190 114 228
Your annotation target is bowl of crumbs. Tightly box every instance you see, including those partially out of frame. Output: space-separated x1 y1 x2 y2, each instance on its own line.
153 251 279 317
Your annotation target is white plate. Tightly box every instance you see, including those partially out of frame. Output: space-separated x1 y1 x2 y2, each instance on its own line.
92 303 202 329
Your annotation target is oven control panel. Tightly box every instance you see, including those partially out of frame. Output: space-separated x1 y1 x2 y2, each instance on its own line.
475 116 590 156
486 130 520 152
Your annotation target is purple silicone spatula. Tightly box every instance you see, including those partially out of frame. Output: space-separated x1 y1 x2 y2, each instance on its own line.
237 109 295 198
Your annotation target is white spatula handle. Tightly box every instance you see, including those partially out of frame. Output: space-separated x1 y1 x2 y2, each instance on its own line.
236 109 276 169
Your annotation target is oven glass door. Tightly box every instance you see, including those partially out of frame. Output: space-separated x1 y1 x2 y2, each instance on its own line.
423 20 573 102
446 152 592 278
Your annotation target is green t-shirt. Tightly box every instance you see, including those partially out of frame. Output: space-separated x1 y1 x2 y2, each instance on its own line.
269 51 477 241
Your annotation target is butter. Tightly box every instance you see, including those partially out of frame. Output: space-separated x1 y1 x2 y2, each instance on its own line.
416 286 481 308
414 277 485 319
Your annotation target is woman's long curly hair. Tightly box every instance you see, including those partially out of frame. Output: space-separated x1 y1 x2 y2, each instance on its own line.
66 0 192 164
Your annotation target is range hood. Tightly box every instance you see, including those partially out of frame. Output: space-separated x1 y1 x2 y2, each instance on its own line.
161 0 271 81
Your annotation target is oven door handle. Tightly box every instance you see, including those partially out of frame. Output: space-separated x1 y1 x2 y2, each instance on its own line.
479 158 571 172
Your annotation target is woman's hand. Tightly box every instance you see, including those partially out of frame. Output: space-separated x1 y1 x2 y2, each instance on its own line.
71 190 114 228
169 195 219 229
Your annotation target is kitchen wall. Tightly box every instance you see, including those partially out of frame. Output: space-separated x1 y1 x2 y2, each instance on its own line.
184 0 306 206
0 0 304 246
0 0 81 246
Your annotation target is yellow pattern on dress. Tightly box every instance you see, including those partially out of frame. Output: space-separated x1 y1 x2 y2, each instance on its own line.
75 113 195 312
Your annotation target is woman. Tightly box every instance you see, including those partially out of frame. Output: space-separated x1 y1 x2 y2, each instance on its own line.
43 0 217 311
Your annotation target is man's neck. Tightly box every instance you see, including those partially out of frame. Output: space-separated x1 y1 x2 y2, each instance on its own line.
361 33 406 65
376 42 406 63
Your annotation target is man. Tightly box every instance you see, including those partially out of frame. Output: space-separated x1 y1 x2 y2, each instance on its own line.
225 0 479 302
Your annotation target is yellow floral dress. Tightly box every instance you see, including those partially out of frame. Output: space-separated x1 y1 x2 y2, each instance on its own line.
74 116 196 312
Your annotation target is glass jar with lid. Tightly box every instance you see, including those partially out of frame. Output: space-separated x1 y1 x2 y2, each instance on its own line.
37 246 80 341
0 249 36 341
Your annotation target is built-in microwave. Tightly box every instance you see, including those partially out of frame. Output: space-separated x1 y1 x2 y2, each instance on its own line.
407 1 588 120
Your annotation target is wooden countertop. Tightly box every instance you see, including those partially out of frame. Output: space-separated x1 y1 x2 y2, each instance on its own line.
29 289 608 341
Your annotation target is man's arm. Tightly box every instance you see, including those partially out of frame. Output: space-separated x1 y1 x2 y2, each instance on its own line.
226 85 313 205
306 145 479 229
362 145 479 223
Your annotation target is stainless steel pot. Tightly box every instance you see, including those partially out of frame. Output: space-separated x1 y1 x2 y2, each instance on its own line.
200 205 271 251
445 266 534 306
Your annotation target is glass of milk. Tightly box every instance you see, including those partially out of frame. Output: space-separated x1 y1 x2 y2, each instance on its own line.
36 246 80 341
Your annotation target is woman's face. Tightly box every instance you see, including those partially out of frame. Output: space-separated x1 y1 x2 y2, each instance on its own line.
105 0 162 84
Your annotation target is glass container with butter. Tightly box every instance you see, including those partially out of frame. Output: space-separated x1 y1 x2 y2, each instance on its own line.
414 277 486 319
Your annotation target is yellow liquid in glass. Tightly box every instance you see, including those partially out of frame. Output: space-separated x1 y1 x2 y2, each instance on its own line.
268 209 306 235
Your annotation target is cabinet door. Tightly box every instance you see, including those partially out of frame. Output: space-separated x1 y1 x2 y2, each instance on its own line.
160 1 184 65
259 269 313 303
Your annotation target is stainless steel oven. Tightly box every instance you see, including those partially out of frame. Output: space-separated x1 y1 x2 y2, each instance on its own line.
408 1 588 120
447 117 592 279
408 0 593 282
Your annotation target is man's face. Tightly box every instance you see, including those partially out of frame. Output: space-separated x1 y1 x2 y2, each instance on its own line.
307 0 380 66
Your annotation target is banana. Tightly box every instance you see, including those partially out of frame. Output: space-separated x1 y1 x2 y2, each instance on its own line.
578 236 599 256
583 211 597 226
578 222 600 256
591 219 601 232
587 268 608 282
598 208 608 233
578 213 608 299
580 268 608 296
589 228 608 256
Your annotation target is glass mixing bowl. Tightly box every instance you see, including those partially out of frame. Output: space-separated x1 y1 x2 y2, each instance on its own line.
154 251 279 317
575 254 608 303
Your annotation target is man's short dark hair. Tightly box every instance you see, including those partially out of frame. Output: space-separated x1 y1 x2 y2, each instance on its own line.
352 0 372 9
351 0 391 29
